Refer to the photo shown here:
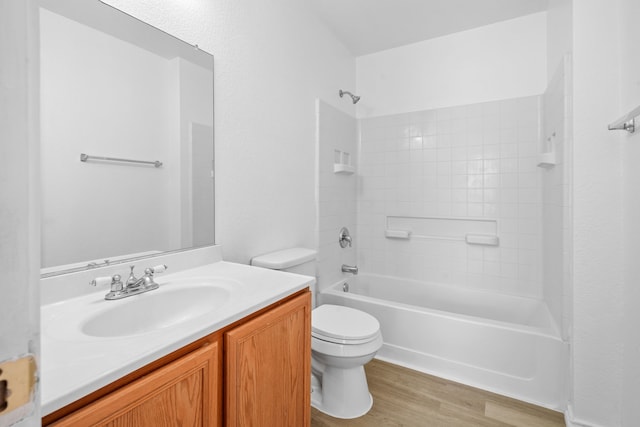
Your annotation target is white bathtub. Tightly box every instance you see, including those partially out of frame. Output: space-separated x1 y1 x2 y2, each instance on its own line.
319 274 567 410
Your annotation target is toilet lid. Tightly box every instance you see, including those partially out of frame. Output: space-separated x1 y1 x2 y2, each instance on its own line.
312 305 380 343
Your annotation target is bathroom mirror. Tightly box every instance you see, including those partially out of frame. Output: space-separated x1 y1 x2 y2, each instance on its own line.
39 0 214 276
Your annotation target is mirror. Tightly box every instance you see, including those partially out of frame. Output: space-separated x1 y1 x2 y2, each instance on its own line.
39 0 214 276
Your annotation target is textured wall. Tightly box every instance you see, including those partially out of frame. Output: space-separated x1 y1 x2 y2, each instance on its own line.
0 0 40 425
620 0 640 424
571 1 625 425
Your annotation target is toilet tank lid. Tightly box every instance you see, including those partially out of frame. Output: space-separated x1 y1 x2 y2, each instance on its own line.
250 248 317 270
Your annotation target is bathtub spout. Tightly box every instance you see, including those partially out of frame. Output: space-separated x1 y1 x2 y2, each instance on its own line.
341 264 358 275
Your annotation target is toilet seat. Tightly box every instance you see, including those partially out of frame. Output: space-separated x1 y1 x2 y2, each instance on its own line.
312 331 383 359
312 304 380 345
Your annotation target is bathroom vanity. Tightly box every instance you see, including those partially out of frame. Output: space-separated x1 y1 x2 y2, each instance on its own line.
40 251 312 427
37 2 314 424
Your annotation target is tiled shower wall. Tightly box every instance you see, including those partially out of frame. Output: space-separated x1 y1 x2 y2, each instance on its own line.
357 96 543 298
317 100 357 296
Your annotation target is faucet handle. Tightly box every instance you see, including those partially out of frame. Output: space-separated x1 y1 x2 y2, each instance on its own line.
126 265 138 286
151 264 167 274
90 274 123 293
143 264 168 276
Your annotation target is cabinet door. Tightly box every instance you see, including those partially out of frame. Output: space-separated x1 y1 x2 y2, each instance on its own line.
52 341 220 427
225 292 311 427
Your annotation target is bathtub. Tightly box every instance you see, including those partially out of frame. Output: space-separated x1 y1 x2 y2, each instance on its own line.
319 274 567 410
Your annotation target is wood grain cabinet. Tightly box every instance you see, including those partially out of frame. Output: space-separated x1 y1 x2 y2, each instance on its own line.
49 341 220 427
43 290 310 427
225 292 311 427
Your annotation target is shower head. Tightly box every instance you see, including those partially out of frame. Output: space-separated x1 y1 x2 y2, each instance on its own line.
339 89 361 104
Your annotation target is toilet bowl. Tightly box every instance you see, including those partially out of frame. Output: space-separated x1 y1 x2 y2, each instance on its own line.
311 304 382 418
250 248 382 419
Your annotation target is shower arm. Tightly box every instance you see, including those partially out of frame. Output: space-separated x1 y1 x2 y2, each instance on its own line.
339 89 361 104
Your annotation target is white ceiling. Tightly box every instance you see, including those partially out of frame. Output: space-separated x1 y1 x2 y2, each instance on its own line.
309 0 548 56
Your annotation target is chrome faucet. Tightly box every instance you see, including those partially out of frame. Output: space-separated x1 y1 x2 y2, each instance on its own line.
341 264 358 275
339 227 352 248
91 264 167 300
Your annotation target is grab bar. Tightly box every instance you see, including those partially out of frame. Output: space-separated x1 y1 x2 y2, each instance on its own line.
608 104 640 134
80 153 163 168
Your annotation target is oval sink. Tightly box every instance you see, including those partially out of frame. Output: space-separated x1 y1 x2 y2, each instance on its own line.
82 284 231 338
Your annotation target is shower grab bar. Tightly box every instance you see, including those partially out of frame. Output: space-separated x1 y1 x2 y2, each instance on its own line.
608 104 640 134
80 153 163 168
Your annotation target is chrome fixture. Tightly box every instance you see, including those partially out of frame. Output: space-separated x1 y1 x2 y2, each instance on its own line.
339 89 361 104
343 282 350 292
341 264 358 275
80 153 163 168
608 103 640 134
608 118 635 133
90 264 167 300
609 103 640 134
339 227 352 248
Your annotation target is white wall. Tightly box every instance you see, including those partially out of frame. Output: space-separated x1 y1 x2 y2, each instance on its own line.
316 100 358 295
570 1 625 426
541 56 572 339
211 1 355 263
355 12 547 118
103 0 356 264
546 0 572 81
620 0 640 425
0 0 40 425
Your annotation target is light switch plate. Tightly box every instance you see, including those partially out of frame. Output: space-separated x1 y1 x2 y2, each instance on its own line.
0 355 37 417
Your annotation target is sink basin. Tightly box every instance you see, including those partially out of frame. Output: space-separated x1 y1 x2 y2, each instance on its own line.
82 283 231 338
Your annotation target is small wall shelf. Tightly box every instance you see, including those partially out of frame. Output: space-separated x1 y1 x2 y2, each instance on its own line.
333 149 354 175
333 163 355 174
537 132 557 168
537 151 556 168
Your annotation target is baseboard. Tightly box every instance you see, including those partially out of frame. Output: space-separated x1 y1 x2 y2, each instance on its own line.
565 404 608 427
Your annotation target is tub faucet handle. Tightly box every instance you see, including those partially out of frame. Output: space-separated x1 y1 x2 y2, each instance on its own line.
339 227 352 248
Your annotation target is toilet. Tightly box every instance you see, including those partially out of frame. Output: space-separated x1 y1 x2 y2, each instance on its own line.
250 248 383 419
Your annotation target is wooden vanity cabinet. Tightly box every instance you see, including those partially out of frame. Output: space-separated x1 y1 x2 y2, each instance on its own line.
43 289 311 427
49 341 221 427
225 291 311 427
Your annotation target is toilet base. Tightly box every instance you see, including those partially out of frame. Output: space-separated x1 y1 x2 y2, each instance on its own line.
310 365 374 419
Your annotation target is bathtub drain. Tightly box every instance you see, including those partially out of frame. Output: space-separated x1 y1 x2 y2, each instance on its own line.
343 282 349 292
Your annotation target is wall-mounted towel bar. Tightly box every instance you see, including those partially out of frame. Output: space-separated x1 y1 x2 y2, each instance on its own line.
80 153 163 168
608 104 640 134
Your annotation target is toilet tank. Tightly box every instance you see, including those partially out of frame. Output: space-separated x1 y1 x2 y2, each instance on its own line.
250 248 317 276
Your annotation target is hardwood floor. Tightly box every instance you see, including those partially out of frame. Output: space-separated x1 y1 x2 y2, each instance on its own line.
311 360 565 427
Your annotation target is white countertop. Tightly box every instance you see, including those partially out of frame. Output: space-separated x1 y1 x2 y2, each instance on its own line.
40 260 313 415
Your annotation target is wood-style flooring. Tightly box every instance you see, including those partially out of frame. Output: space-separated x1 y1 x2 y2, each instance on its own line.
311 360 565 427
